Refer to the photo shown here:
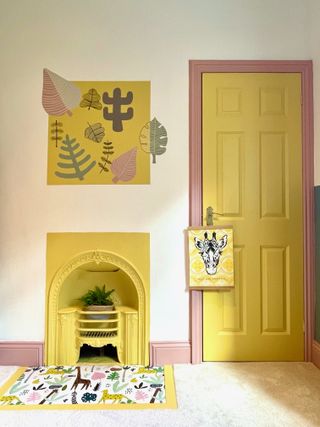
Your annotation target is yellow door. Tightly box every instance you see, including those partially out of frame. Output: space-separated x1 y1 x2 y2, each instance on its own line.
202 73 304 361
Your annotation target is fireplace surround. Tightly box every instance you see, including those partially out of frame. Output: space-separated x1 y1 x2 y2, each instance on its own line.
45 233 149 365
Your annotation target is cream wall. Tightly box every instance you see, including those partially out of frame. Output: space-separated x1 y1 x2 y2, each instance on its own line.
0 0 314 341
308 0 320 185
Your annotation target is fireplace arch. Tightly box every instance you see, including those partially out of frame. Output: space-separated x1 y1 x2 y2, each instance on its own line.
45 249 148 365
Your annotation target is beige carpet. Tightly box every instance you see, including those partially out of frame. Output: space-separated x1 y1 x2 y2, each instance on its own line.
0 362 320 426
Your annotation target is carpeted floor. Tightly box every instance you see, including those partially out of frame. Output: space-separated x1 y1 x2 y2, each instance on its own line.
0 362 320 426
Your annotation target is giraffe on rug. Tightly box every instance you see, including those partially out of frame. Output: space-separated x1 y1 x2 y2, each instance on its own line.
71 367 91 391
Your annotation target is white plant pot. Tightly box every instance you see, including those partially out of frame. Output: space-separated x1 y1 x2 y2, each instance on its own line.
85 305 114 320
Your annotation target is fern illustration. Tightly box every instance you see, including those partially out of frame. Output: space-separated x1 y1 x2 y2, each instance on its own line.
99 140 114 173
50 120 64 147
55 134 96 181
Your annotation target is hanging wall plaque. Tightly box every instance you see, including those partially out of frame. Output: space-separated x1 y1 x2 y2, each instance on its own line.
186 227 234 289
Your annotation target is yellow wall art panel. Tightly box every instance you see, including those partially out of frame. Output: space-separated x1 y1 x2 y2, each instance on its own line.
46 74 150 185
187 227 234 289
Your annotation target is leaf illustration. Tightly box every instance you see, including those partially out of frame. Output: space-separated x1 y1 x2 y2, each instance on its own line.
80 88 102 110
55 134 96 181
84 122 105 143
42 68 81 116
140 117 168 164
46 375 69 386
134 382 148 390
98 163 108 173
157 390 165 401
111 147 137 183
24 367 41 383
91 371 105 381
50 393 69 403
112 380 128 393
50 120 64 147
63 367 75 374
99 140 114 173
9 382 28 395
107 372 119 381
27 391 41 403
93 382 101 392
143 374 163 384
33 383 46 391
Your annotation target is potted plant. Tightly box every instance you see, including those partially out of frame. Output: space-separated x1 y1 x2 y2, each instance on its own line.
79 285 115 320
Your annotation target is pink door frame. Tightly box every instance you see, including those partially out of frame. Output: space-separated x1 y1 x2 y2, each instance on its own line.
189 60 315 364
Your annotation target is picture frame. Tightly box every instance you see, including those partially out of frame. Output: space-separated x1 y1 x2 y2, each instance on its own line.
185 226 234 290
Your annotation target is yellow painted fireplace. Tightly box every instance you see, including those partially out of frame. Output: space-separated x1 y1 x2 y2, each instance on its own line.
45 233 149 365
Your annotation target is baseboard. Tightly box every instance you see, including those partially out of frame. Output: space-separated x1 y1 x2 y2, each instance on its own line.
312 340 320 369
0 341 44 366
149 341 191 365
0 340 191 366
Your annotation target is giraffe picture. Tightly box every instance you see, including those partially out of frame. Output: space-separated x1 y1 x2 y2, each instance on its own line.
186 227 234 289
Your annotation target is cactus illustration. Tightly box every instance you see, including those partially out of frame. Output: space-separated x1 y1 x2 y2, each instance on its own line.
55 134 96 181
103 88 134 132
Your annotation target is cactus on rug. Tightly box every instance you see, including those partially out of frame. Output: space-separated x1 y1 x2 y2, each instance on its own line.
0 365 176 410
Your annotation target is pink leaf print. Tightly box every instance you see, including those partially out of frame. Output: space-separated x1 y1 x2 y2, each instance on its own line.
91 372 105 381
27 391 41 403
111 147 137 183
135 390 148 401
42 68 81 116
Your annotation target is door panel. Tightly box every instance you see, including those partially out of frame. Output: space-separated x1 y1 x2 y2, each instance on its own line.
260 132 287 218
202 73 303 361
261 246 289 333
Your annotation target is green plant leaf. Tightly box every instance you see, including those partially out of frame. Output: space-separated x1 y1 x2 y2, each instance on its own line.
79 284 115 306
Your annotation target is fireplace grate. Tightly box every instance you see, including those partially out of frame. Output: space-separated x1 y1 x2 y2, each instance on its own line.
79 331 118 338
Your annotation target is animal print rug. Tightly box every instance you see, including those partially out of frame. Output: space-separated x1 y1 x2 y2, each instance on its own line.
0 365 176 410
